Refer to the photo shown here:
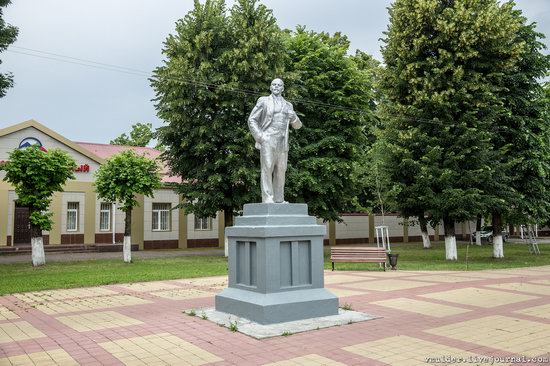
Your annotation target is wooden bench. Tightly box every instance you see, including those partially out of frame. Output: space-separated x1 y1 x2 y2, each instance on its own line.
330 246 388 271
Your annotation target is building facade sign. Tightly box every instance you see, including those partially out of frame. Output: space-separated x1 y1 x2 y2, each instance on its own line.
18 137 47 152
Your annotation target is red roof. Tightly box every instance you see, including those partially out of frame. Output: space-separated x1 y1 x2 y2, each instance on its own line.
76 142 181 184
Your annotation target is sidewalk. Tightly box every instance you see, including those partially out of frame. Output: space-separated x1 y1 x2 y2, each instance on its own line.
0 249 225 264
0 266 549 365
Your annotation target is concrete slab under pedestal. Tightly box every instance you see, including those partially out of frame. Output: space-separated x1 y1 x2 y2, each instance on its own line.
195 307 380 339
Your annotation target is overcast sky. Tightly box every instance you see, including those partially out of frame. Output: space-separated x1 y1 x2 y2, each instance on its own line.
1 0 549 145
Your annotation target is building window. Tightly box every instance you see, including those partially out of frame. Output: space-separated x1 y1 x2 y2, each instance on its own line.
194 216 211 231
100 203 111 231
67 202 79 232
152 203 171 231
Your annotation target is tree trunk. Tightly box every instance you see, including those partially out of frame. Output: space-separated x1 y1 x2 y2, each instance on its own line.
123 209 132 263
443 217 457 260
30 219 45 267
492 211 504 259
29 207 46 267
376 175 385 224
475 214 482 246
223 209 234 258
418 215 431 249
508 223 514 236
224 209 234 228
123 236 132 263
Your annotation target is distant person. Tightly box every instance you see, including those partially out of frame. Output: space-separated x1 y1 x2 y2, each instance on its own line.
248 78 302 203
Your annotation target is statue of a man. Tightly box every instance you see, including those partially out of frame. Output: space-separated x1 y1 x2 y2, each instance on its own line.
248 78 302 203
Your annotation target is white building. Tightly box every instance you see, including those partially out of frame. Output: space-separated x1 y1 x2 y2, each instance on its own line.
1 120 482 251
0 120 223 250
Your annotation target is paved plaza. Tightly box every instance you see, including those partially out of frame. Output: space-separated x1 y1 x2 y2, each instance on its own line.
0 266 549 365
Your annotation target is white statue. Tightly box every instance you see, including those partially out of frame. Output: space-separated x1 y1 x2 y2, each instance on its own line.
248 78 302 203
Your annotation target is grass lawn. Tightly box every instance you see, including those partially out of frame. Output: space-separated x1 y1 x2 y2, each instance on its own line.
0 241 548 295
326 241 550 271
0 256 228 296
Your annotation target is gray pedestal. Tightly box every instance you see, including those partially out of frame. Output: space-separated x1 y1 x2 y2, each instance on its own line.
215 203 338 324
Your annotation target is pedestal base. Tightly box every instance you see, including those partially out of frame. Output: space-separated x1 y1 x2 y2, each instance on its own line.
216 287 338 325
215 203 338 324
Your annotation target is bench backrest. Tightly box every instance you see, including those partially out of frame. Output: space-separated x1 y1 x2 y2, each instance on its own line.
330 247 387 259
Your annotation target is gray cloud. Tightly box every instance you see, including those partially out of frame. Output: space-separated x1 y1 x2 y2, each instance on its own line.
1 0 547 144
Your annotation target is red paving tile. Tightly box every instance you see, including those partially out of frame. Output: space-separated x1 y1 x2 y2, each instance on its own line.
1 267 550 365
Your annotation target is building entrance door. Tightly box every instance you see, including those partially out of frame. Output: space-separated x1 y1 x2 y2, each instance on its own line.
14 206 31 245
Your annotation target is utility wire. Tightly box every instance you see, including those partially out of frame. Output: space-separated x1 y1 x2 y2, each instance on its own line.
9 46 376 114
7 50 149 78
7 45 507 130
11 46 147 74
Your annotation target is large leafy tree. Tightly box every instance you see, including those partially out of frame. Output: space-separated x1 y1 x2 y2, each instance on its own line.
284 28 375 220
379 0 523 260
1 147 76 266
152 0 285 227
95 150 161 263
110 122 155 147
0 0 18 98
488 8 550 258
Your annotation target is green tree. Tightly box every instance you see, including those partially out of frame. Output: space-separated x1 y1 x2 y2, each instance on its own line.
360 136 397 219
379 0 523 260
152 0 284 228
351 50 380 112
378 116 437 249
94 150 161 263
1 147 76 266
542 82 550 230
284 28 375 221
0 0 18 98
110 122 155 147
488 8 550 258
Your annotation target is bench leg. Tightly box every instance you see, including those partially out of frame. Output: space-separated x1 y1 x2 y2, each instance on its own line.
383 262 386 272
332 262 334 271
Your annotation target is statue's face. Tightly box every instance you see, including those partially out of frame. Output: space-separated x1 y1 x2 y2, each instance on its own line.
270 79 284 96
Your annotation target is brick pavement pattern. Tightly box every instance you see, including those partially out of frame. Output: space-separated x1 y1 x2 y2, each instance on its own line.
0 266 549 365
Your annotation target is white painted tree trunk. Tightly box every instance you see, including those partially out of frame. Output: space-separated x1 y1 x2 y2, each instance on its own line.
123 236 132 263
493 235 504 258
421 231 431 249
31 237 46 266
445 235 458 260
475 232 482 246
224 237 229 257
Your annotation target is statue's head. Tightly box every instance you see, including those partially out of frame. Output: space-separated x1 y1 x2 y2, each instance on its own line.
270 78 284 96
